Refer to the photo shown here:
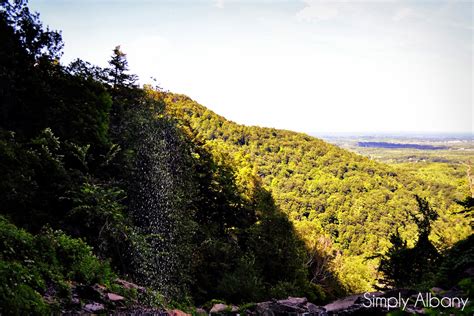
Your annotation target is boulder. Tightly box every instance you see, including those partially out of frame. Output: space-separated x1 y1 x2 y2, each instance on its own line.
210 303 228 314
324 295 361 313
306 302 326 314
256 301 274 315
106 292 125 302
278 297 308 307
195 307 208 315
83 302 105 313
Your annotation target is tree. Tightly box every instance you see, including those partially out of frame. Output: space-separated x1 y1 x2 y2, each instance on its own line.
108 45 137 88
456 196 473 228
377 196 440 288
0 0 63 61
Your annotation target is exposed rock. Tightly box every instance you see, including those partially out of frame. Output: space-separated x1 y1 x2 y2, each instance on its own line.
115 278 146 292
83 302 105 313
405 305 425 315
306 302 326 314
195 307 208 315
168 309 192 316
107 292 125 302
70 294 80 307
255 300 272 314
279 296 308 306
324 294 361 313
257 297 327 315
210 303 229 313
324 292 392 315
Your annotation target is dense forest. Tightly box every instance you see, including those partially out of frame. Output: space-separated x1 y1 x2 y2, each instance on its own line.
163 92 472 292
0 1 472 314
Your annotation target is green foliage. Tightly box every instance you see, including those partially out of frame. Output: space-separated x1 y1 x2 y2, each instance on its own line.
108 45 138 88
435 234 474 289
0 128 75 231
163 93 471 294
114 89 197 299
334 255 375 294
377 197 441 289
48 229 115 285
458 278 473 297
238 303 257 313
0 216 115 314
188 139 314 304
216 255 264 303
67 181 130 265
0 261 49 315
456 196 473 228
247 214 307 288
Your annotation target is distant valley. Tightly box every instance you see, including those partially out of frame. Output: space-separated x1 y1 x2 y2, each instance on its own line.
318 134 473 164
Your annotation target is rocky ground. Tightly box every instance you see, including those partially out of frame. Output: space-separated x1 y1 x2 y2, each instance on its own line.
59 279 470 315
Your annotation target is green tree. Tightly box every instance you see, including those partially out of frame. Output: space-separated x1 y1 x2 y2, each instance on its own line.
108 45 137 88
377 196 440 288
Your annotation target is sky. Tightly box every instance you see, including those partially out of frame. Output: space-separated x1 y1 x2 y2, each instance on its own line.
29 0 473 135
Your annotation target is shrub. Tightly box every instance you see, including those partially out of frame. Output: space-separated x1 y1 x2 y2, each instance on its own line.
0 216 115 314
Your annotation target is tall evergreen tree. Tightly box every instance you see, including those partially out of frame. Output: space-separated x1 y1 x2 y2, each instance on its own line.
108 45 137 88
377 196 440 288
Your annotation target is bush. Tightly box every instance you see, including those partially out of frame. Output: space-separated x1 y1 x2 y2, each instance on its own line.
0 216 115 314
435 234 474 288
216 255 264 303
0 261 49 315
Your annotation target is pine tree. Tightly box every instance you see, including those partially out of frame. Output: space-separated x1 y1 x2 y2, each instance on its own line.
377 196 440 288
108 45 137 88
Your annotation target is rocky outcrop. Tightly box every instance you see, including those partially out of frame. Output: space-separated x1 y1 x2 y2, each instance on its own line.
204 287 470 315
83 302 106 313
71 282 127 312
115 278 146 292
255 297 327 315
60 283 471 315
209 303 239 314
210 303 230 314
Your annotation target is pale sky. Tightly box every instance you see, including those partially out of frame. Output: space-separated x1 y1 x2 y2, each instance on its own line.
29 0 473 134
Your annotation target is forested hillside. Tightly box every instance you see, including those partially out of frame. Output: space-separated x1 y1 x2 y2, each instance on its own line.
163 93 472 293
0 1 472 314
0 2 322 312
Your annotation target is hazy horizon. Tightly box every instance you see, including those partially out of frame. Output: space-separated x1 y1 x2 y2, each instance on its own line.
29 0 473 135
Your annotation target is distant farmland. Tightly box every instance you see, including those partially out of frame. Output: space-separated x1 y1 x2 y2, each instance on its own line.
358 142 447 150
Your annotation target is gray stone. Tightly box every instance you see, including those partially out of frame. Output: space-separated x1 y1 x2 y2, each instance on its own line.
195 307 207 315
106 292 125 302
83 302 105 313
210 303 228 314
